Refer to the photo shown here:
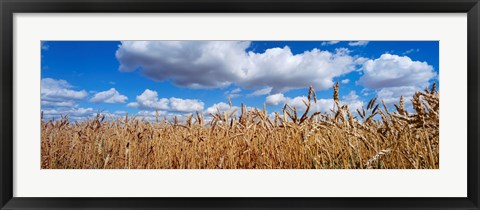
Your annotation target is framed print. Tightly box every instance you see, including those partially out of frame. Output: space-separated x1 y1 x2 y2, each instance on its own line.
1 0 479 209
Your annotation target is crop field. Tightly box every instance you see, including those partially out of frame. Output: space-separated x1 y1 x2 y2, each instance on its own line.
41 83 439 169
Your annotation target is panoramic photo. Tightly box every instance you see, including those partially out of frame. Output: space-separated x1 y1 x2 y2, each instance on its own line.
41 41 439 169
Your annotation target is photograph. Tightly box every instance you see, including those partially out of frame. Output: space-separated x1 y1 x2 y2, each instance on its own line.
40 40 439 169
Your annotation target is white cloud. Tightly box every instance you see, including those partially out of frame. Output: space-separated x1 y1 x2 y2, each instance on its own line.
129 89 169 110
169 97 204 112
42 107 96 121
40 78 100 121
41 78 88 109
321 41 340 46
348 41 369 46
205 102 239 114
41 100 76 107
247 87 272 97
90 88 128 104
230 88 241 94
116 41 249 89
41 78 88 101
114 110 127 115
226 94 241 99
358 54 436 89
135 111 156 118
116 41 360 93
357 54 436 105
135 110 168 120
266 91 363 113
265 93 287 106
42 107 93 116
41 41 49 50
266 93 335 113
376 86 417 104
342 91 364 111
204 102 257 118
404 48 420 55
354 57 369 66
241 47 359 92
290 97 335 113
129 89 204 113
127 102 139 108
341 79 350 84
225 88 242 98
135 110 197 122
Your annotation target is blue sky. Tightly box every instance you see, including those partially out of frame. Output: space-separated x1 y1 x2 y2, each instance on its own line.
41 41 438 121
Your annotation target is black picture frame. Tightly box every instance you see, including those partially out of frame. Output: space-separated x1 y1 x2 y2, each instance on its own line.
1 0 479 209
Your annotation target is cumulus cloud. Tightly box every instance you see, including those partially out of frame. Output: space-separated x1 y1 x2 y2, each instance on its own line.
358 54 436 89
357 53 437 105
127 89 169 110
266 93 335 113
45 107 94 116
128 89 204 113
348 41 369 46
135 110 168 120
116 41 361 93
241 47 359 92
135 110 199 122
116 41 249 89
41 78 88 109
42 107 96 121
341 79 350 84
342 91 364 111
169 97 204 112
204 102 257 118
205 102 238 114
41 78 88 101
90 88 128 104
126 103 138 108
265 93 288 106
266 91 363 113
40 78 98 121
376 86 417 105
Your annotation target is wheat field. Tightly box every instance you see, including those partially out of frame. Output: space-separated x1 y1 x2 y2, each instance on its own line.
41 83 439 169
